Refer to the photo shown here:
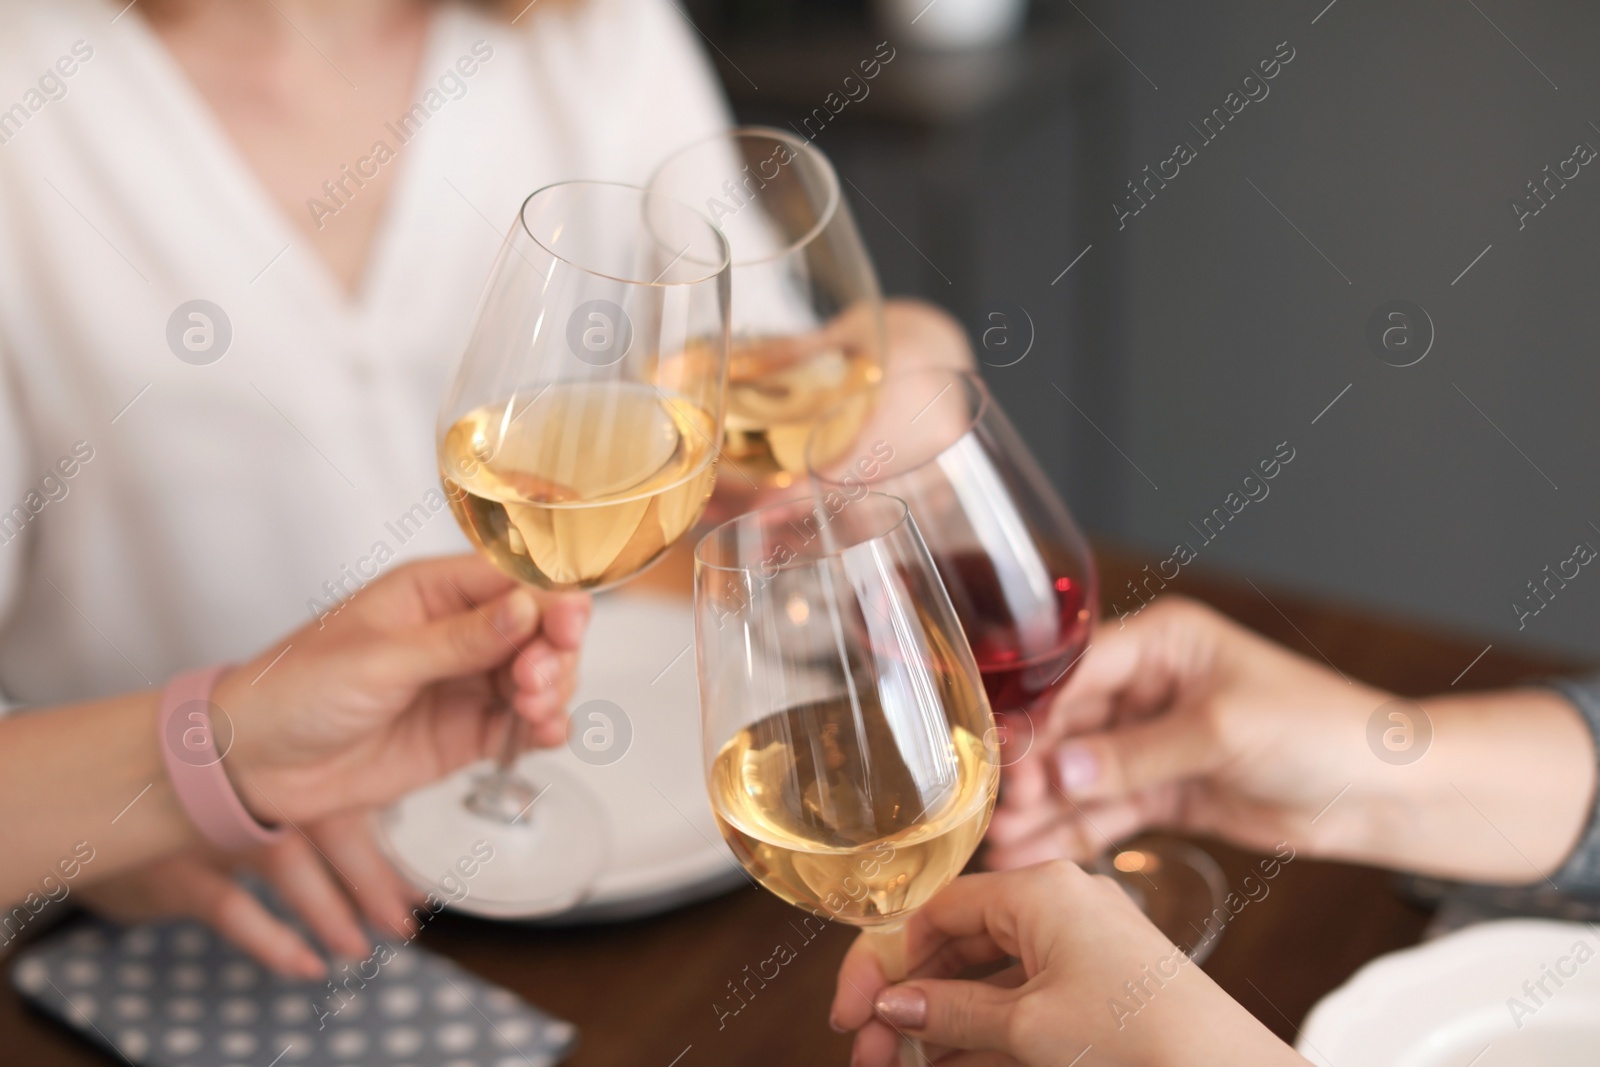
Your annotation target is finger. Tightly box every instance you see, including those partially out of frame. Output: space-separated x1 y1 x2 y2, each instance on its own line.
835 872 1032 1033
398 554 519 616
983 800 1149 871
1035 631 1147 748
986 783 1064 846
874 978 1018 1053
835 924 1010 1034
832 931 893 1031
1049 710 1219 803
984 823 1090 870
556 650 580 706
512 649 579 741
490 692 566 755
518 705 569 750
379 587 539 688
937 1052 1025 1067
311 811 425 940
996 747 1050 812
980 963 1028 991
850 1020 902 1067
906 863 1094 960
534 591 592 651
911 934 1012 981
194 868 327 979
1036 598 1226 749
256 834 371 959
511 641 573 700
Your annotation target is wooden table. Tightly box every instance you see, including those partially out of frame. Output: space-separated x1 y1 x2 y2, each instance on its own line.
0 545 1584 1066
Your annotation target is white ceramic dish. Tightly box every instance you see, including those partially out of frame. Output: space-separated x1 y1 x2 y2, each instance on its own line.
384 591 746 923
1298 918 1600 1066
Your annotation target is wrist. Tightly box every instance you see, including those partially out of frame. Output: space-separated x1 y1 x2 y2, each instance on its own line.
187 663 294 832
1142 971 1307 1067
208 664 281 826
1354 688 1595 881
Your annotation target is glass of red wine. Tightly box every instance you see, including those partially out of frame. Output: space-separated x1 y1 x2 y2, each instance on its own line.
807 367 1226 956
807 368 1094 727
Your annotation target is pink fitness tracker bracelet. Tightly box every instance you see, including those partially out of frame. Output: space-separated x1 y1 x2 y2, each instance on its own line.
158 665 285 850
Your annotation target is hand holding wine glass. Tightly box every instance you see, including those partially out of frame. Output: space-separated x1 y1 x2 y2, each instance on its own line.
380 181 732 916
989 596 1597 887
830 862 1309 1067
695 492 999 1060
809 369 1236 954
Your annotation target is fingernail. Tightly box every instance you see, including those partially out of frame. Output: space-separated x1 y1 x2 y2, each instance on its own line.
497 590 536 633
829 1012 848 1033
1054 743 1099 793
874 986 927 1029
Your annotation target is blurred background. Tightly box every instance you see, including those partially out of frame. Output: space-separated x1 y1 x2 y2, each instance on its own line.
683 0 1600 662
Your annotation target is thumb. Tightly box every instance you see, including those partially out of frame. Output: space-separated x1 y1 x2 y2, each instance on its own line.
380 588 539 687
1052 707 1219 802
874 979 1017 1053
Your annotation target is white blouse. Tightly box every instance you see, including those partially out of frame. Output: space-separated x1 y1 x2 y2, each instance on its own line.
0 0 730 706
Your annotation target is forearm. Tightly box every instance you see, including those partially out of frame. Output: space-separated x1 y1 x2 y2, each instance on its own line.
0 691 199 903
1148 981 1312 1067
1350 687 1595 883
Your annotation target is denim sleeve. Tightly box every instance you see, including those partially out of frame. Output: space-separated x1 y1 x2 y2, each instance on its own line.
1546 674 1600 897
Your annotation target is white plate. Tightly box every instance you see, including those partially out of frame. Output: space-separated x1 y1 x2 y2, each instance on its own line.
385 591 745 922
1299 919 1600 1066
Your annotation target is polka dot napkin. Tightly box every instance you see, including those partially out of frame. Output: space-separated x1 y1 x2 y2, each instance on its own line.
10 917 575 1067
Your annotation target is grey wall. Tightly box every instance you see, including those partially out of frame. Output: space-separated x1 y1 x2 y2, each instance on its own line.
1093 0 1600 661
702 0 1600 662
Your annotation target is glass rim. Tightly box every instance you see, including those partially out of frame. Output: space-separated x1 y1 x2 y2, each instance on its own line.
693 490 913 575
649 125 842 269
806 368 992 486
516 179 731 287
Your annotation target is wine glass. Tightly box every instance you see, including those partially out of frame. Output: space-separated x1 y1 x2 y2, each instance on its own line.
382 181 731 916
649 126 884 493
695 492 998 1060
808 368 1227 958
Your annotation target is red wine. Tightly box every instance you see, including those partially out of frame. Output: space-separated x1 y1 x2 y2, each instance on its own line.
935 550 1093 715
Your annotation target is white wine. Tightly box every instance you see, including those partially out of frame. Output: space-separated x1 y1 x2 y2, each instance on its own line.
722 337 880 484
440 383 717 591
709 697 997 927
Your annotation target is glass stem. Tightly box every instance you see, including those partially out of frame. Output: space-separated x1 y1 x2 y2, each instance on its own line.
494 709 526 773
463 708 539 825
863 923 925 1067
864 922 910 982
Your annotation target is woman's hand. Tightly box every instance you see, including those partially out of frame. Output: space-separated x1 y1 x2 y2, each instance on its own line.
987 597 1596 885
217 553 589 827
76 809 420 979
0 552 587 905
830 862 1305 1067
705 297 974 522
78 550 590 976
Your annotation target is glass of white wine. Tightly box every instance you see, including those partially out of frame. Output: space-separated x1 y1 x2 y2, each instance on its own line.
439 181 731 594
695 492 998 1058
649 127 885 493
383 181 731 916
